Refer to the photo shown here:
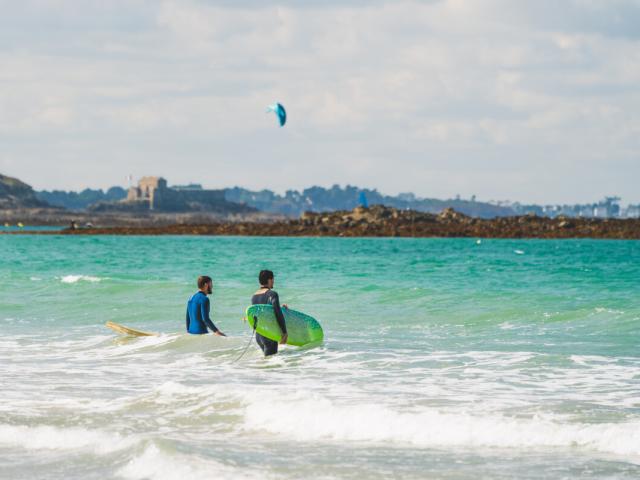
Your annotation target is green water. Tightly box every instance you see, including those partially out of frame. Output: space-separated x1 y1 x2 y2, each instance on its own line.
1 235 639 479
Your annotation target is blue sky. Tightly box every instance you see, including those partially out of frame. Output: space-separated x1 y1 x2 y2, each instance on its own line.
0 0 638 204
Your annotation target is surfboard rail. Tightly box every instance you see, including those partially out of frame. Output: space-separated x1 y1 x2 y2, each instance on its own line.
105 321 158 337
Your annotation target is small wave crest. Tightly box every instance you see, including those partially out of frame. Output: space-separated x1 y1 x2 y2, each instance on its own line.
118 443 261 480
59 275 103 284
0 423 138 454
243 396 640 461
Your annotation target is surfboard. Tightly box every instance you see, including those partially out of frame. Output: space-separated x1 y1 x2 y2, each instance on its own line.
105 321 158 337
244 305 323 347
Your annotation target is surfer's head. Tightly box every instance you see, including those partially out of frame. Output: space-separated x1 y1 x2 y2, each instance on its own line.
259 270 274 289
197 275 213 295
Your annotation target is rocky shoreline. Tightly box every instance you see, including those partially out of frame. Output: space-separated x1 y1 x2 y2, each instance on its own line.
6 206 640 239
0 208 283 227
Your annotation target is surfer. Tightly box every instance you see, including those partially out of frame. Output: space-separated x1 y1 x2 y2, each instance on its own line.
251 270 288 356
186 276 226 336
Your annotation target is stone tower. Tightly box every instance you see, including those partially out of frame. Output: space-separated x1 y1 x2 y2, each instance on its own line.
127 176 167 210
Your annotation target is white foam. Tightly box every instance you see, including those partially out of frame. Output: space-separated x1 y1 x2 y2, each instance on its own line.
0 424 138 454
594 307 625 315
60 275 102 284
514 250 525 255
155 381 203 396
118 444 261 480
243 395 640 462
102 334 182 357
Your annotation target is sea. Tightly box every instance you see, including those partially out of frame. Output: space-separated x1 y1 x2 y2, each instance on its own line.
0 235 639 479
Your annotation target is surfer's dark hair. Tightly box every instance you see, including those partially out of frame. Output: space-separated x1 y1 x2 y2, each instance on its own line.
259 270 274 285
197 275 212 289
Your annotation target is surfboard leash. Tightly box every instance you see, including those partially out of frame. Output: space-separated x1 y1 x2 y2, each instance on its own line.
232 315 258 363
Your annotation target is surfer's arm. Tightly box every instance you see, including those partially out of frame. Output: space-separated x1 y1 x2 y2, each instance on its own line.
186 308 190 331
270 292 287 335
201 297 219 333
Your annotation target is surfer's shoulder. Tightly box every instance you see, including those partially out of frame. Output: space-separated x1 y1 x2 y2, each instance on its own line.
266 289 279 300
189 291 206 302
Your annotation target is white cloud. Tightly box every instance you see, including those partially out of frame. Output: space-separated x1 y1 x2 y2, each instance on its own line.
0 0 638 203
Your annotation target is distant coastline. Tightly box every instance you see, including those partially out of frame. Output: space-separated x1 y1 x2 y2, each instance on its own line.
4 172 640 223
5 206 640 239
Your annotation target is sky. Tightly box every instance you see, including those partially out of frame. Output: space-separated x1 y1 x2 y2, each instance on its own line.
0 0 639 204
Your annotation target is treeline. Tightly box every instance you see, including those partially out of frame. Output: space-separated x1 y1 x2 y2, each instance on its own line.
225 185 515 218
33 184 516 218
36 187 127 211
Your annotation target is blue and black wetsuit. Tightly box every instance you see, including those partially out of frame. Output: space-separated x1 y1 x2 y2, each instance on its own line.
186 291 219 334
251 289 287 356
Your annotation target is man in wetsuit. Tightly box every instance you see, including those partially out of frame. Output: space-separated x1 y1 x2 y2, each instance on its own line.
251 270 287 356
186 275 226 336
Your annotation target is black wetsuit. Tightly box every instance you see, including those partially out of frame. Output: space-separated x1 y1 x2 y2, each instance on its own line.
251 289 287 356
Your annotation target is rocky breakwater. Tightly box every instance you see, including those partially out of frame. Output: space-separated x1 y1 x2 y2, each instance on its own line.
295 206 640 238
26 205 640 239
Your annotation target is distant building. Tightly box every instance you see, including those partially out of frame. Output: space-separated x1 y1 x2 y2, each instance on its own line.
510 197 627 219
593 197 620 218
124 176 225 211
623 204 640 218
127 177 167 210
577 205 595 218
91 176 250 214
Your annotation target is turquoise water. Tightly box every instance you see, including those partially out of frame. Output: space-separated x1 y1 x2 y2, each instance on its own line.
0 225 63 232
1 235 639 479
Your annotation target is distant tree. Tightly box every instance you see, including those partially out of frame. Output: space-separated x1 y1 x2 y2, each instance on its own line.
223 185 516 218
36 187 127 210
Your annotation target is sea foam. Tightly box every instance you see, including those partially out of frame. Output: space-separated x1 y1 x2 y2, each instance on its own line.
118 443 261 480
0 424 138 454
59 275 103 284
243 395 640 462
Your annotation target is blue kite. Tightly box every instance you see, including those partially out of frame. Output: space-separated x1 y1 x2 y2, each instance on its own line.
266 103 287 127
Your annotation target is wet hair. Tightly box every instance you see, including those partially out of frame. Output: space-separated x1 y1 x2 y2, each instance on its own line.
259 270 274 286
197 275 212 289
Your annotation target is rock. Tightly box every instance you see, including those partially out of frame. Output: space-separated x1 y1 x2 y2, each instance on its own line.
0 174 52 209
11 203 640 239
353 206 367 215
438 207 466 222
